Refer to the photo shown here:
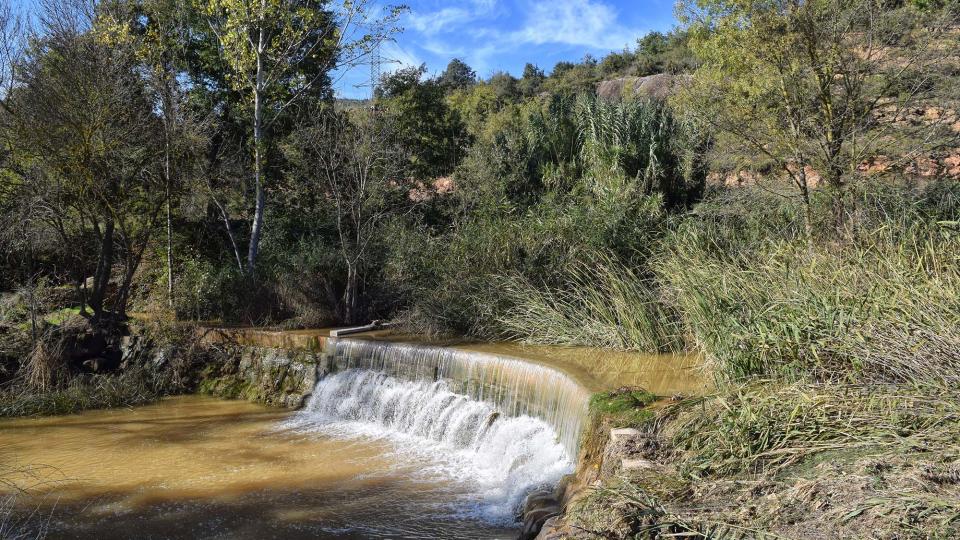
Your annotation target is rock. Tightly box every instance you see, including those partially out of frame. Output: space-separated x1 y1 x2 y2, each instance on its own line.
610 427 641 442
596 73 689 101
519 505 562 540
523 489 559 515
82 357 108 372
622 458 657 471
535 516 565 539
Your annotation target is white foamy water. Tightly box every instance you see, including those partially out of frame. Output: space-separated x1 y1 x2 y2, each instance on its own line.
330 339 593 458
285 369 574 523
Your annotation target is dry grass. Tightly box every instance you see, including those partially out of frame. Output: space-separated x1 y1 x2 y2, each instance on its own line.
560 382 960 539
666 383 960 479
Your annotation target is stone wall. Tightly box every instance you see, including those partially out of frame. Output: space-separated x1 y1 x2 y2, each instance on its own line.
197 344 332 408
120 332 333 409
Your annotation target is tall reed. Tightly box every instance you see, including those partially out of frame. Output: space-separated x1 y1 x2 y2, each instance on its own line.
494 255 684 352
658 184 960 384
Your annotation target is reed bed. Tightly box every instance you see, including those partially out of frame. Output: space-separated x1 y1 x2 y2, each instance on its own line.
0 365 167 417
494 257 684 352
658 184 960 384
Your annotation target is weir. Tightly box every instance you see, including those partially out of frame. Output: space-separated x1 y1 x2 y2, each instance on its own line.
285 337 594 522
324 338 593 459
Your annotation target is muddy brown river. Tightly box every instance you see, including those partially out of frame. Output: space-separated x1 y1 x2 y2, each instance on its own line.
0 396 519 539
0 338 705 540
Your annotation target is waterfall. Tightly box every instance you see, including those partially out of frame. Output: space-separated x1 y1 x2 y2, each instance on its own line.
328 339 592 458
286 338 593 523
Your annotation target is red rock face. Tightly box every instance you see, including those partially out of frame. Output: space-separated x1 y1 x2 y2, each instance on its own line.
945 152 960 177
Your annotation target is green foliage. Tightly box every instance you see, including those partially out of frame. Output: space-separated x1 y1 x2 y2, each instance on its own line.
576 95 708 209
658 183 960 383
518 63 545 97
390 95 709 346
590 387 657 420
495 255 683 352
438 58 476 91
378 65 467 178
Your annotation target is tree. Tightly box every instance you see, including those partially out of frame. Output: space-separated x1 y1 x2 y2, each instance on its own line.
98 0 204 310
439 57 475 91
198 0 404 274
285 110 409 323
518 62 544 97
679 0 960 235
636 31 667 57
10 25 165 323
379 65 467 178
488 70 519 104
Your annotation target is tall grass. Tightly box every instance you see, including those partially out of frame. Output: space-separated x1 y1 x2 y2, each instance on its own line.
0 365 169 417
494 256 683 352
666 382 960 478
658 184 960 384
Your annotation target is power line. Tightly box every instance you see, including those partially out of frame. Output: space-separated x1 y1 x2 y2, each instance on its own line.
369 45 381 99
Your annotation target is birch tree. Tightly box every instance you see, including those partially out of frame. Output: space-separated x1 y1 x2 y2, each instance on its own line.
198 0 404 274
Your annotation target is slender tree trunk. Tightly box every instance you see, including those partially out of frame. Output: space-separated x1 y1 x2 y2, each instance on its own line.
165 121 174 309
246 12 267 275
826 164 846 235
212 193 244 271
90 219 115 322
344 262 358 324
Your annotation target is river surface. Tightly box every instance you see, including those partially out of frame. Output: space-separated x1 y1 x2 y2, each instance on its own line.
0 396 523 539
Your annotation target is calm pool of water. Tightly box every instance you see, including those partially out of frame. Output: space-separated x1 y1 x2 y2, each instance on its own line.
0 396 518 539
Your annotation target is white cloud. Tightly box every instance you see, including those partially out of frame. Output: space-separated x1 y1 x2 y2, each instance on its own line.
407 7 474 36
509 0 640 50
405 0 644 77
405 0 501 37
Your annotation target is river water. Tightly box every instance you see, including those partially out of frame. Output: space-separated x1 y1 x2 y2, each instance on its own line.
0 396 530 539
1 339 704 539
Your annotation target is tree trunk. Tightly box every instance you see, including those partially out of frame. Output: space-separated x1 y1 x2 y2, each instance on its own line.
89 219 115 322
246 11 267 275
798 168 814 249
116 249 145 321
826 166 846 235
165 122 174 308
344 262 358 324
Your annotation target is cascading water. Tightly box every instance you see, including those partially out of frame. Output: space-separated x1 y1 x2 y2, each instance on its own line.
285 338 593 524
329 339 592 458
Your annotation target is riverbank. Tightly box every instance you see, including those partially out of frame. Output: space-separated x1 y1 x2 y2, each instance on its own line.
542 381 960 539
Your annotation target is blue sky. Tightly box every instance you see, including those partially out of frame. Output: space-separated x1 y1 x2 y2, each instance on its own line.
335 0 678 98
11 0 678 99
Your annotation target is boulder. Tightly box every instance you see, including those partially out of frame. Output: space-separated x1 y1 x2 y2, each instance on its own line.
596 73 689 101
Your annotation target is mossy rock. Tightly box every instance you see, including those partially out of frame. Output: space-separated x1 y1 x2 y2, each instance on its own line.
590 387 657 427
